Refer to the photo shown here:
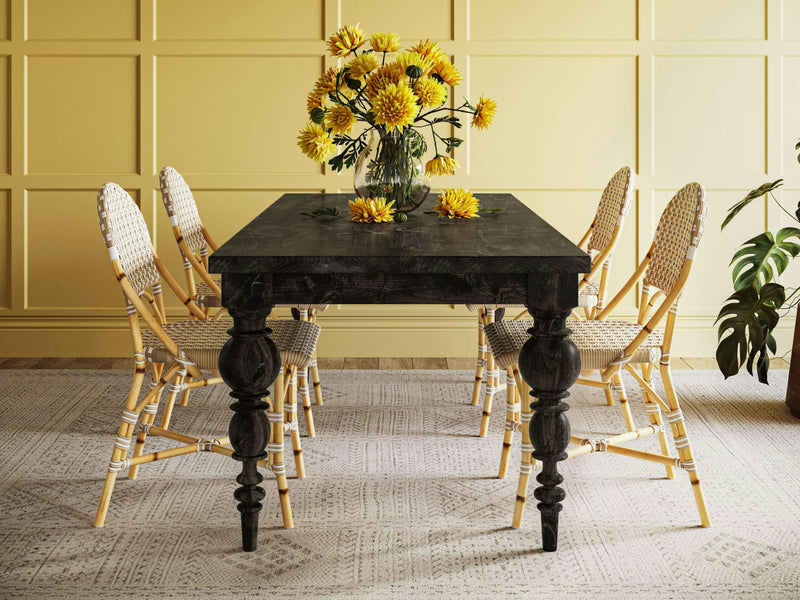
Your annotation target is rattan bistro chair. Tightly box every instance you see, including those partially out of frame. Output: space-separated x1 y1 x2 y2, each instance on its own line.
94 182 320 529
484 182 710 530
159 166 328 434
467 167 635 441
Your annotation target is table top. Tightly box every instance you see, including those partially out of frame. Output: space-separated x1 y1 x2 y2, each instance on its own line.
209 193 590 275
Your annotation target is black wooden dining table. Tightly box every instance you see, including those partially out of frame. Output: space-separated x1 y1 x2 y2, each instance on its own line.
208 192 591 553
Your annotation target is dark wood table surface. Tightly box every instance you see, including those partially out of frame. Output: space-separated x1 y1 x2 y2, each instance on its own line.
209 192 591 552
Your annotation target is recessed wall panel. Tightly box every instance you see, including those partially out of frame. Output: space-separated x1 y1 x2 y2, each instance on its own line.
341 0 452 41
0 56 8 175
156 0 323 41
470 0 635 41
469 56 636 182
0 190 9 308
0 0 8 41
157 56 323 175
653 56 765 174
783 57 800 173
785 2 800 40
653 0 765 41
27 0 138 41
27 56 139 174
26 190 141 309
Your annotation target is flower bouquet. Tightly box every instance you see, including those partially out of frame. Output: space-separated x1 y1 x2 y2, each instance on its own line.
297 24 496 214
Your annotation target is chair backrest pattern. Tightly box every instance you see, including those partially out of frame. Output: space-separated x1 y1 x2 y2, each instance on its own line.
643 182 706 295
97 183 160 295
159 166 206 253
587 166 634 254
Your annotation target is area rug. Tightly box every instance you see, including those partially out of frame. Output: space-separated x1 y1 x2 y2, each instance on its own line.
0 368 798 599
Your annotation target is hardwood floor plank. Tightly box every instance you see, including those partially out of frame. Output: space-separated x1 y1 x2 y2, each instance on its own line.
413 357 447 370
379 357 413 370
342 357 379 369
316 357 344 369
446 357 475 370
68 357 113 369
107 357 134 370
669 358 692 370
29 357 76 369
770 357 791 369
1 358 39 369
682 357 719 370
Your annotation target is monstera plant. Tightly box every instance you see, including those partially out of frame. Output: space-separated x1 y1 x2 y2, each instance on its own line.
716 141 800 386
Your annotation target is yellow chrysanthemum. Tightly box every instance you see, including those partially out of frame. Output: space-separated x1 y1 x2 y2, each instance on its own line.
472 95 498 130
414 77 447 108
325 104 356 136
349 197 396 223
311 67 340 100
410 39 448 66
395 51 434 77
372 83 419 131
431 60 462 87
425 155 460 177
307 93 324 113
436 188 480 219
297 122 335 162
347 53 380 79
370 32 401 53
327 24 365 57
365 63 407 100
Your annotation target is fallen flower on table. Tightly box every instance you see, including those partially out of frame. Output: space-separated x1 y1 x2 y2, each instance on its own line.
435 188 480 219
349 197 397 222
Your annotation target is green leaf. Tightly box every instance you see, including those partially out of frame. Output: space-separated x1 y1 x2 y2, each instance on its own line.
406 128 427 159
715 282 785 383
300 207 343 219
720 179 783 230
730 227 800 291
432 115 462 129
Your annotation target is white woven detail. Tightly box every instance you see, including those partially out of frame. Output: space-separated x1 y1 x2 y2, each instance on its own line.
167 381 187 394
610 353 632 366
485 385 497 395
159 166 206 253
505 420 520 431
478 343 488 352
486 309 495 318
114 436 131 451
125 301 136 316
284 403 297 414
311 358 318 367
506 402 521 413
687 245 697 260
289 375 298 386
121 409 138 425
197 438 218 452
148 381 159 390
519 463 533 475
521 442 534 453
664 409 684 424
200 247 208 258
612 382 625 393
489 368 500 378
680 459 697 472
478 323 484 331
582 438 609 452
270 463 286 475
108 457 131 473
108 246 120 261
660 352 671 366
651 424 665 434
267 442 284 454
617 214 625 226
588 166 634 253
174 354 194 367
182 255 191 270
674 435 690 449
476 358 487 368
169 215 178 227
142 403 158 415
520 412 532 422
138 423 153 434
134 353 145 365
283 422 297 433
298 309 309 318
645 403 661 414
267 412 284 423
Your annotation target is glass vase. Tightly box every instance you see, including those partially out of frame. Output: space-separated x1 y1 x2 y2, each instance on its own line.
354 129 431 213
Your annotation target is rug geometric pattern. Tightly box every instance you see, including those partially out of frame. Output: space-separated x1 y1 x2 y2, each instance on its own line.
0 368 798 599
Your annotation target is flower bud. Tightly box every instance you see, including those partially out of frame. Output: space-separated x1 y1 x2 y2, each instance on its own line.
406 65 423 79
394 212 408 223
346 77 362 90
310 107 325 125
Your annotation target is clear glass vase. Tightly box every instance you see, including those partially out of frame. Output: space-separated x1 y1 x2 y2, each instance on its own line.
354 129 431 213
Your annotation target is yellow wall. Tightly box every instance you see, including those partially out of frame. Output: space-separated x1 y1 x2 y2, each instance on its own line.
0 0 797 357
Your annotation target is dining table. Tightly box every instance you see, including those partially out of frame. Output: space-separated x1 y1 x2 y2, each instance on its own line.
208 192 591 553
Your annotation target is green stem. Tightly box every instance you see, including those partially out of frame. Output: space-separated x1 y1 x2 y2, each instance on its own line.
769 191 798 223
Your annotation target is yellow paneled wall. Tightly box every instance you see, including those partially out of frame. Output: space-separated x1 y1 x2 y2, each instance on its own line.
0 0 797 357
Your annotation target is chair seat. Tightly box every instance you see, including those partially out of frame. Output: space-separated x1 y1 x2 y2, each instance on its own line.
466 281 600 312
142 319 320 370
484 318 662 371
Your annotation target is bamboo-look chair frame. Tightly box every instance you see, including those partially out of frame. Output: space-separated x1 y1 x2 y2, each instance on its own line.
94 182 318 530
485 182 710 530
468 167 635 442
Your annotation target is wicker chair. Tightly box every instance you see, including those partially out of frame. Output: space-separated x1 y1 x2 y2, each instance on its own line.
466 167 635 443
94 182 320 530
158 166 328 436
484 182 710 530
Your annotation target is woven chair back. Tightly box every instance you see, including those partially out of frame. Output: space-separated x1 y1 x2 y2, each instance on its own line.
587 166 634 254
159 166 206 253
643 182 707 295
97 183 160 295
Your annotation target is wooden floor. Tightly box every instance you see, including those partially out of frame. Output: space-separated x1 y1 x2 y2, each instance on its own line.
0 356 791 370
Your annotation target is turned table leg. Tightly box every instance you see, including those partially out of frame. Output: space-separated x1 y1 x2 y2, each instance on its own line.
518 273 581 552
218 275 280 552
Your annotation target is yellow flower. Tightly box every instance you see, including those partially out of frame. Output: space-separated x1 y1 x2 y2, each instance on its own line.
472 95 498 129
395 51 434 77
436 188 480 219
414 77 447 108
347 53 380 79
372 83 419 131
349 197 396 223
297 122 335 162
431 60 462 87
370 32 401 53
311 67 340 100
365 63 406 100
425 155 460 177
410 39 448 66
325 104 356 136
327 24 366 57
307 93 324 113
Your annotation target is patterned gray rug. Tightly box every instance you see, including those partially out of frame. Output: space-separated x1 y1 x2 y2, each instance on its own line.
0 368 798 599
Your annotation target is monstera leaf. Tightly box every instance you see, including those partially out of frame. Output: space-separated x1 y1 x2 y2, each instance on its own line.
730 227 800 291
721 179 783 230
716 283 785 383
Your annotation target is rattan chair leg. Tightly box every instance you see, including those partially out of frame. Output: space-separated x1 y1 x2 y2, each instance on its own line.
641 363 675 479
159 364 188 431
498 366 520 478
602 370 615 405
285 366 305 479
471 310 487 406
94 370 147 527
298 367 315 438
310 353 324 405
179 374 193 406
268 366 293 528
512 375 535 529
129 365 177 480
479 310 498 436
611 372 636 432
659 363 711 527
